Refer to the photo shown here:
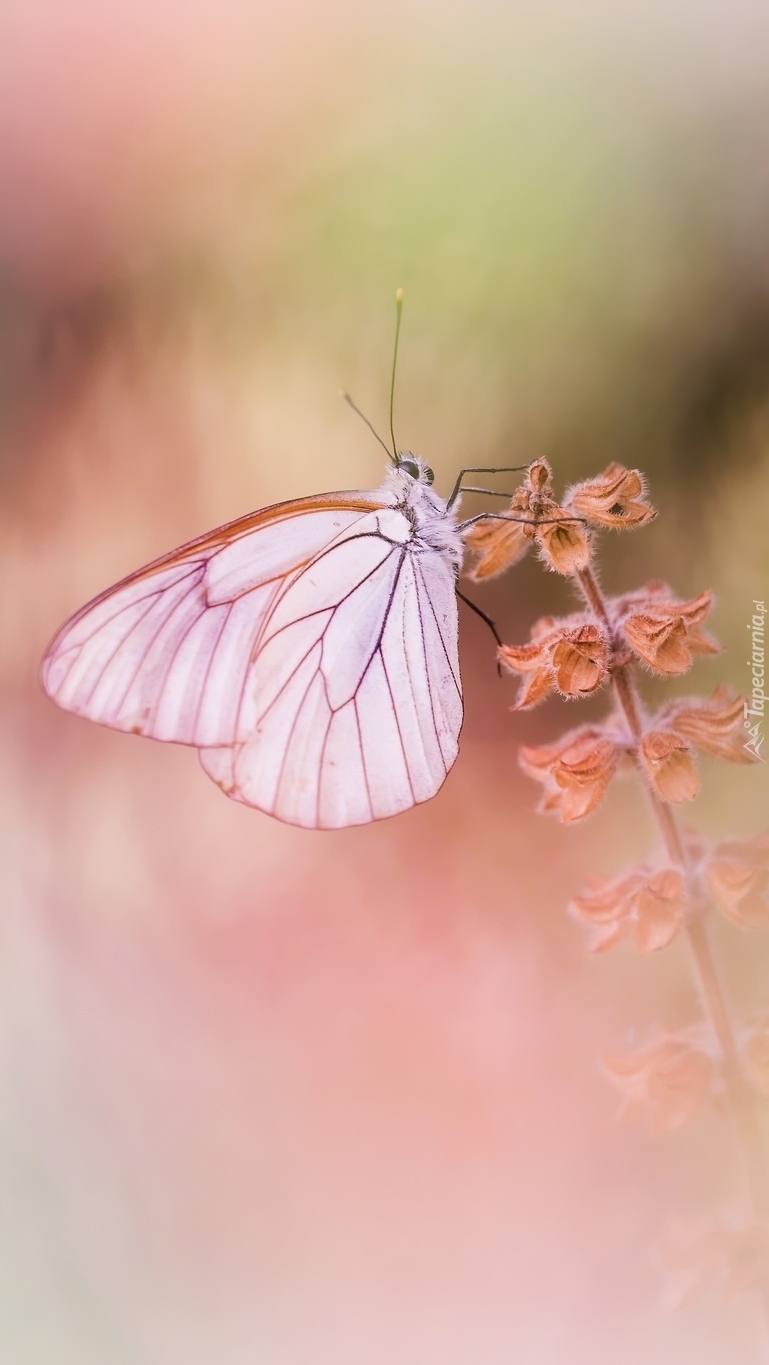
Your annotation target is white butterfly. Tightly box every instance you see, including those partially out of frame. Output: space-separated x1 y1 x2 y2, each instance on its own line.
41 453 471 829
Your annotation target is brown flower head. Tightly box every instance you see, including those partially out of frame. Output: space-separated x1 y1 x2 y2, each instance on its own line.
565 461 657 528
640 730 699 803
462 458 591 579
535 515 591 575
705 830 769 929
519 724 621 822
619 587 720 676
603 1031 717 1133
570 865 687 954
462 459 551 581
498 615 608 709
659 685 755 764
551 623 608 695
659 1218 769 1308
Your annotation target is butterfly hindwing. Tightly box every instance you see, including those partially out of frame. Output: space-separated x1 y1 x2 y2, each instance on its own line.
199 523 461 829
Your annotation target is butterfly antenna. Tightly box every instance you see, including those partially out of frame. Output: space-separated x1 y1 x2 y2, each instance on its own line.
339 390 393 459
389 287 404 463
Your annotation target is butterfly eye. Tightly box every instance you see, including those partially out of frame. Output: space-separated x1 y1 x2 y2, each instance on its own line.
399 458 420 480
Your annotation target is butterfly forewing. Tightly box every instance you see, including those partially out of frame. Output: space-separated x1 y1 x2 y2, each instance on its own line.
41 493 382 748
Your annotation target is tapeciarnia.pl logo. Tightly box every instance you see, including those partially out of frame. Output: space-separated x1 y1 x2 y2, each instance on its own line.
745 599 766 761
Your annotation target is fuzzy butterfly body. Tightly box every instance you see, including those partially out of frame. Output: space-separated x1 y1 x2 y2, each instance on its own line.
41 457 465 829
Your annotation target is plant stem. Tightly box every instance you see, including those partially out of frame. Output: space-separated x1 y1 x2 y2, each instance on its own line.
576 562 769 1335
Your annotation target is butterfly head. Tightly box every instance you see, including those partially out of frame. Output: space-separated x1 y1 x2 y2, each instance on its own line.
394 452 434 486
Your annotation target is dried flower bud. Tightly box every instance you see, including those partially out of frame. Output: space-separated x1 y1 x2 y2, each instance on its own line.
519 724 621 822
499 615 608 709
633 870 689 952
571 865 687 953
497 617 556 709
462 517 530 581
535 516 591 575
624 614 689 675
603 1031 717 1133
640 730 699 803
551 623 608 695
659 685 755 764
569 876 634 953
498 656 553 709
659 1217 769 1307
528 458 553 494
621 590 720 676
565 462 657 528
705 830 769 929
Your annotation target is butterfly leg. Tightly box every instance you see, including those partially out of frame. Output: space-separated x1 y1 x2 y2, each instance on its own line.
455 587 506 678
455 587 501 646
455 511 587 532
446 466 530 510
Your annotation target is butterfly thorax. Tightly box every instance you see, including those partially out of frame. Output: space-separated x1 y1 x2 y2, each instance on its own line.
382 454 464 570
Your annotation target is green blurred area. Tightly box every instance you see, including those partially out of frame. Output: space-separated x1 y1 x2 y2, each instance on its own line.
4 3 769 565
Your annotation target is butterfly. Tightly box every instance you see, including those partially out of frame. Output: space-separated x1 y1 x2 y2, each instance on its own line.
41 451 482 829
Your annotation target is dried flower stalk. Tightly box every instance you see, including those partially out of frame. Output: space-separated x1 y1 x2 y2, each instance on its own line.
463 459 769 1341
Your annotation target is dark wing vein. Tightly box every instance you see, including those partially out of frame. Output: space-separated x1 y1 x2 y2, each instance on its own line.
415 558 461 696
257 539 403 651
379 647 415 804
272 645 329 820
104 578 208 721
65 563 201 651
412 564 445 771
79 589 178 708
353 698 374 819
191 600 233 739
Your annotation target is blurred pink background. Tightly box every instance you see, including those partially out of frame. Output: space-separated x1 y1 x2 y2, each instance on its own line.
2 1 768 1360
